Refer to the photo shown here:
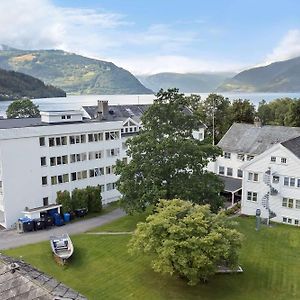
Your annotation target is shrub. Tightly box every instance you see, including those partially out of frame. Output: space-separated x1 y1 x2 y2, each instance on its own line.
86 185 102 213
56 190 72 213
72 188 88 209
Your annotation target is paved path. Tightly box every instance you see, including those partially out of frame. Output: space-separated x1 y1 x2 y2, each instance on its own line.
86 231 133 235
0 208 125 250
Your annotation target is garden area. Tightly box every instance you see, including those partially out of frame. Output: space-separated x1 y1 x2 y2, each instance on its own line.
4 214 300 300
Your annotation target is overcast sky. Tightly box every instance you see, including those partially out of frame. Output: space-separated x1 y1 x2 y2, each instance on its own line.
1 0 300 74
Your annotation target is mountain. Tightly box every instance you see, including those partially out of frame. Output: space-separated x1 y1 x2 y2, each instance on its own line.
0 68 66 101
217 56 300 92
0 46 152 95
137 72 234 93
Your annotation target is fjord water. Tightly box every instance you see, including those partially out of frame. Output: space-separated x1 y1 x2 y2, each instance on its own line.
0 92 300 115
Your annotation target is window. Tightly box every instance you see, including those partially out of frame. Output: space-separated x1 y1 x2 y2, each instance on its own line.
58 175 63 184
123 157 128 164
56 137 61 146
51 176 57 185
57 157 62 165
67 115 71 119
81 134 86 143
271 156 276 162
100 185 105 192
284 198 299 209
284 177 289 186
106 182 116 191
237 169 243 178
248 172 259 182
70 136 75 144
39 137 45 146
61 136 67 145
42 176 47 185
247 191 257 202
298 179 300 188
282 198 288 207
218 166 225 175
281 157 287 164
40 157 46 166
224 152 231 159
106 166 113 175
62 155 68 164
295 220 299 226
89 169 94 178
288 218 292 224
227 167 233 176
237 153 244 161
50 157 56 166
49 138 55 147
43 197 49 206
63 174 69 183
273 175 280 184
247 155 254 161
71 172 77 181
61 115 66 120
283 217 287 223
82 170 87 179
105 131 119 141
290 177 295 187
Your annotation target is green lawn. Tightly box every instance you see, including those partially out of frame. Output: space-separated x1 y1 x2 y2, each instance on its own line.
4 215 300 300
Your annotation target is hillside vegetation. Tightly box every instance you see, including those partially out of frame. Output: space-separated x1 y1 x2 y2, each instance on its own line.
0 47 152 95
138 72 234 93
0 68 65 100
218 56 300 92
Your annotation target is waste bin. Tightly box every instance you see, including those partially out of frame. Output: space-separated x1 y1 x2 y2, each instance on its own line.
75 208 88 217
33 218 45 230
64 213 71 223
42 215 54 228
18 217 34 232
54 213 64 226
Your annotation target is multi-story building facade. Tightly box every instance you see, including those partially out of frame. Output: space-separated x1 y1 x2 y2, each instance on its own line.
0 100 205 229
209 121 300 225
241 136 300 225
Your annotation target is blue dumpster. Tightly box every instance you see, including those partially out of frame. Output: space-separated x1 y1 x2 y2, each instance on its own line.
64 213 71 223
54 213 64 226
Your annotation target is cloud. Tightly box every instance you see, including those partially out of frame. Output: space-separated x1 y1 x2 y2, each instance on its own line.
0 0 129 51
0 0 241 74
110 55 243 75
265 29 300 64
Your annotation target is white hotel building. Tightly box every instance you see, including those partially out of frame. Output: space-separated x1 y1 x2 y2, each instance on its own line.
0 100 205 229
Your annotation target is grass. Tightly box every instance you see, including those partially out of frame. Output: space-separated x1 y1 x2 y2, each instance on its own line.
4 215 300 300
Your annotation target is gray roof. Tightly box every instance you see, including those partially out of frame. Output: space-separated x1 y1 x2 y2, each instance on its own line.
0 254 86 299
218 123 300 155
219 175 242 193
281 136 300 158
82 104 150 123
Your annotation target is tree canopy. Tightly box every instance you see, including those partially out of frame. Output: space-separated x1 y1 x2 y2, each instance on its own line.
6 99 40 118
116 89 223 214
129 199 243 285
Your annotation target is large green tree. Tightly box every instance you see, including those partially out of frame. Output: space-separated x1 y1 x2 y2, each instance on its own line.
116 89 223 214
129 199 243 285
197 93 231 144
229 99 255 124
6 99 40 118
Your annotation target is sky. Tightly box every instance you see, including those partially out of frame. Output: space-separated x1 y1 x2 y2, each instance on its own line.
1 0 300 75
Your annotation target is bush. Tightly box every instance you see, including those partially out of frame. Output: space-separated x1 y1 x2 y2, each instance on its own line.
56 190 72 213
72 188 88 209
86 185 102 213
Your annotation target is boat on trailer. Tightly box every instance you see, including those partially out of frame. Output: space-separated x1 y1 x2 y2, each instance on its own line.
50 233 74 264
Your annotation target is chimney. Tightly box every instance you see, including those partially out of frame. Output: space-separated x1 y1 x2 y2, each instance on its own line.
254 116 262 127
97 100 109 120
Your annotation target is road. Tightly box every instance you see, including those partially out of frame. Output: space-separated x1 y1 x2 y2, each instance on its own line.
0 208 125 250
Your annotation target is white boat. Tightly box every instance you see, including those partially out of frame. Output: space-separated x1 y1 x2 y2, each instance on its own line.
50 234 74 263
